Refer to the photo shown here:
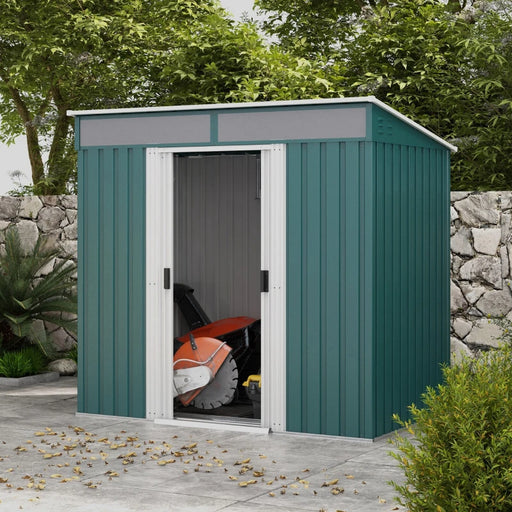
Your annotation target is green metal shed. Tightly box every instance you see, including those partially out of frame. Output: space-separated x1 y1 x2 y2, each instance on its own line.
69 97 455 439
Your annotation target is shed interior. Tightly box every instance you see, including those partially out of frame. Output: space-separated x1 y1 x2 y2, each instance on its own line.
172 152 262 423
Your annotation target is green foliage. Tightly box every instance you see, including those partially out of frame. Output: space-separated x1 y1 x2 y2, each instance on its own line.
0 345 48 377
255 0 362 59
341 0 512 190
0 0 330 194
20 345 47 375
66 343 78 364
390 343 512 511
141 15 331 105
0 350 31 377
260 0 512 191
0 227 77 357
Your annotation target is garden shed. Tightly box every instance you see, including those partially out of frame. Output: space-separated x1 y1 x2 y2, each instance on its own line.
69 97 455 439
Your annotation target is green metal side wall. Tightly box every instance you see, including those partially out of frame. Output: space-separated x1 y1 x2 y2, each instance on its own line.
286 141 450 439
286 141 375 438
373 143 450 437
78 147 146 418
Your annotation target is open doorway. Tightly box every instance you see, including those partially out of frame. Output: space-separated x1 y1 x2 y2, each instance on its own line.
145 144 286 433
172 153 262 424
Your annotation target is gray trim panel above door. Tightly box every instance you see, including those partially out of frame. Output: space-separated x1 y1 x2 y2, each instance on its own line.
218 108 366 142
80 115 211 147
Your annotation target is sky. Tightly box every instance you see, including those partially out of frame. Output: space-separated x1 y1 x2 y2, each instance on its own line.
0 0 257 195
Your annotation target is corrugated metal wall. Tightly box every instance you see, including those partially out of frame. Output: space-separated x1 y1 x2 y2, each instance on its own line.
286 141 375 438
173 154 261 335
78 147 146 418
373 143 450 437
286 141 449 439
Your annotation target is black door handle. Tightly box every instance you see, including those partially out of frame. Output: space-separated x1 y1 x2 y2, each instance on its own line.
260 270 269 293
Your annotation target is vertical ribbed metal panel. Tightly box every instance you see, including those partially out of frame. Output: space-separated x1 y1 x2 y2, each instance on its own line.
373 143 449 437
287 140 449 439
173 154 261 333
286 141 375 438
78 147 146 418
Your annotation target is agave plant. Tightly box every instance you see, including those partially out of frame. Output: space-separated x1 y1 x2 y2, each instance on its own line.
0 227 77 356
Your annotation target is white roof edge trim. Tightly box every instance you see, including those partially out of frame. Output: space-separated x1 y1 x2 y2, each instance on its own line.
67 96 457 152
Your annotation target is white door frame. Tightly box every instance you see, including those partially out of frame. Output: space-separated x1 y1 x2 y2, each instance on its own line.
145 145 287 432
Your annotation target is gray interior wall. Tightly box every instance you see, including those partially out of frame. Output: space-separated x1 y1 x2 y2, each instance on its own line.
173 153 261 335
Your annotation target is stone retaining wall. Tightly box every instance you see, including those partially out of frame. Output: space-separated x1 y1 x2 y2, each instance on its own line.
451 191 512 362
0 195 77 352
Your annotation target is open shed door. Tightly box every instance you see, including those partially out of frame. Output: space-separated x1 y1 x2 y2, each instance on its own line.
146 145 286 433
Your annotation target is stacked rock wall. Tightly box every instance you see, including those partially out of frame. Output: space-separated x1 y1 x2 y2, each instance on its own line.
451 191 512 361
0 195 77 352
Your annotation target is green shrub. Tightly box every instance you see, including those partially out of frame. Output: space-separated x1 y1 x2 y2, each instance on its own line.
66 343 78 364
0 351 32 378
0 346 48 378
390 344 512 511
0 227 77 357
20 345 48 375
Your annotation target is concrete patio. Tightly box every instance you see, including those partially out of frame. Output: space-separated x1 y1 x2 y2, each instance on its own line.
0 378 406 511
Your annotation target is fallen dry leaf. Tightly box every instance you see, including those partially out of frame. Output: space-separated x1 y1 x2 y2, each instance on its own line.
238 480 257 487
157 459 175 466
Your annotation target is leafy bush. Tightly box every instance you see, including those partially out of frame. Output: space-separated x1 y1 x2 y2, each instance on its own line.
66 343 78 364
0 227 77 357
390 343 512 511
0 350 32 378
20 345 48 375
0 346 48 378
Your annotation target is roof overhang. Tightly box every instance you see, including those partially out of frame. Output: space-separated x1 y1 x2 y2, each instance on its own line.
68 96 457 153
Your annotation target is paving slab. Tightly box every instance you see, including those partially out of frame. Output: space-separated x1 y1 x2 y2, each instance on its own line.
0 378 407 511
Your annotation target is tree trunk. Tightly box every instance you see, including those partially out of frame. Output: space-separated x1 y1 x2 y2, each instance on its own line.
47 86 72 194
5 85 46 187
